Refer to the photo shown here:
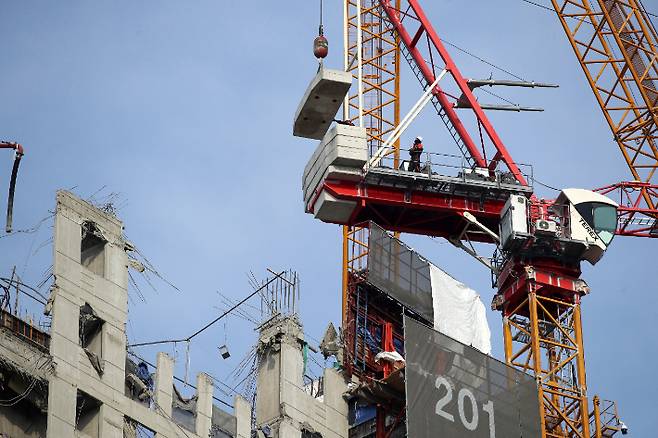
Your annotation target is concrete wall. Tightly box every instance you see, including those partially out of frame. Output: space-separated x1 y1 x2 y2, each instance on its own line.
41 190 233 438
0 403 47 438
0 191 250 438
255 316 348 438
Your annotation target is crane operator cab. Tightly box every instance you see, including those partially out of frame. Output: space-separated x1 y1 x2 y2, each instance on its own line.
500 188 618 265
557 189 618 264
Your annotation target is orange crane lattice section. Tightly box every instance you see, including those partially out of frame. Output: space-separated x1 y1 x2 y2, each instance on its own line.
551 0 658 231
341 0 401 330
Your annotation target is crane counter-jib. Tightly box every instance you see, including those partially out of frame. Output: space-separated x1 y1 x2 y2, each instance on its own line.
299 121 533 241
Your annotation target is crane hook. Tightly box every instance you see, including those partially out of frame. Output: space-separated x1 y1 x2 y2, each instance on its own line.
313 0 328 61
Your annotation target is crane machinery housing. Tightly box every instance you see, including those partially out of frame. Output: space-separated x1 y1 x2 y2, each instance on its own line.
294 1 657 437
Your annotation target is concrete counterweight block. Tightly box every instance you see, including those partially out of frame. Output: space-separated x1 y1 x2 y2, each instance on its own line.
302 124 367 204
293 68 352 140
313 192 358 224
302 125 367 224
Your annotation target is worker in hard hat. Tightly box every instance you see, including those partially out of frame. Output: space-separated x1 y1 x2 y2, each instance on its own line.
409 136 424 172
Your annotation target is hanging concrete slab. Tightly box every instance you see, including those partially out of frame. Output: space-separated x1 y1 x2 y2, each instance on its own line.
304 125 368 179
293 68 352 140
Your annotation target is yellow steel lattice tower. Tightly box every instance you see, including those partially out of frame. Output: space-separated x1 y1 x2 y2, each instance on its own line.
341 0 401 329
502 281 591 437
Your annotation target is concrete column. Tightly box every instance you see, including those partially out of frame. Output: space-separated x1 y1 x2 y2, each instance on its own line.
280 343 303 388
256 317 305 427
235 395 252 438
45 379 77 438
99 404 124 438
322 368 349 437
53 194 83 262
279 420 302 438
323 368 344 409
46 282 80 438
195 373 214 437
256 350 280 425
154 352 174 417
103 322 127 402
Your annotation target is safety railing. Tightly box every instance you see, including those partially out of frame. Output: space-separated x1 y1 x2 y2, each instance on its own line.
365 145 534 189
0 308 50 350
589 397 623 437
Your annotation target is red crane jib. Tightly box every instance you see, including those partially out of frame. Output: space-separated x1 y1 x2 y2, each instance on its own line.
378 0 529 187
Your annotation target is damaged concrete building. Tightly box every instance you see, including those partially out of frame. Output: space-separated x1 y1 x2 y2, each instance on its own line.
0 191 352 438
0 191 250 437
254 315 348 438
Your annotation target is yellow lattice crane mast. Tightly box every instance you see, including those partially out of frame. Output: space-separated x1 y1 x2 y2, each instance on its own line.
340 0 401 331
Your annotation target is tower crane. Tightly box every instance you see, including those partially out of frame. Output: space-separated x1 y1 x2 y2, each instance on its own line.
296 0 657 437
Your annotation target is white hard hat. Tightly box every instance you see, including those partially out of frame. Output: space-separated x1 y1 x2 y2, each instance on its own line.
415 136 423 142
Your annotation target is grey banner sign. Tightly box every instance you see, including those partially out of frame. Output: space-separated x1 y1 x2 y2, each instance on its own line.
367 223 433 321
404 316 541 438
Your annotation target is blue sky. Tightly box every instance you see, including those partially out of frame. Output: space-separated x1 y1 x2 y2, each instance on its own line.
0 1 655 434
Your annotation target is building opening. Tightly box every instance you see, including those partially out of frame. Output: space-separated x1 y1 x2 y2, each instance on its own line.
79 303 104 375
76 390 102 438
81 221 106 277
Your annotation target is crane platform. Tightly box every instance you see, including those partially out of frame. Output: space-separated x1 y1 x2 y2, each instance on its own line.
303 124 533 242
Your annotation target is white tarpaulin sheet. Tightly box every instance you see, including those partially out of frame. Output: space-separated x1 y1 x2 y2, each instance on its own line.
429 264 491 354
